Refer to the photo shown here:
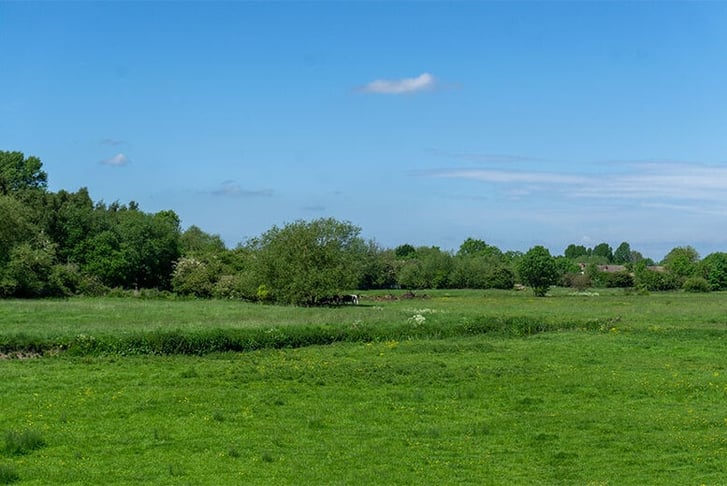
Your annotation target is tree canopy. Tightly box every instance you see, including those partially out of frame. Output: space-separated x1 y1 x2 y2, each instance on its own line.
0 150 47 195
517 246 559 297
248 218 365 305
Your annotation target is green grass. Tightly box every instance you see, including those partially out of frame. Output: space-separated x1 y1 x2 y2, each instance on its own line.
0 290 726 483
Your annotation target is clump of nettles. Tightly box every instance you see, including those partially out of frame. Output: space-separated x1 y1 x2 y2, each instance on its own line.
4 429 45 455
0 464 20 484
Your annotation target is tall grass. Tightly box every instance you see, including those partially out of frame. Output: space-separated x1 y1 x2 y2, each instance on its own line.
1 315 606 356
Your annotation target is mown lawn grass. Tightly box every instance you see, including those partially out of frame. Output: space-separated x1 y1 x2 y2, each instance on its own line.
0 291 726 483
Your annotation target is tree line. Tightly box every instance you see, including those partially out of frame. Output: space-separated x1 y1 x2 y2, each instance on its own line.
2 150 727 303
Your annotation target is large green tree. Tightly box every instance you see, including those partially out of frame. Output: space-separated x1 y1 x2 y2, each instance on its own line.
77 204 181 289
662 246 699 280
0 151 47 195
517 246 559 297
249 218 364 305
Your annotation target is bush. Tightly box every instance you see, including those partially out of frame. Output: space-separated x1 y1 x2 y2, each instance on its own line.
682 276 710 293
563 273 591 291
171 257 215 297
47 263 83 296
604 271 634 288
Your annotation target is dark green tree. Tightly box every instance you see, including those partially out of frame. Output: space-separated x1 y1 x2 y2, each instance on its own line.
564 244 589 260
77 204 181 289
517 246 559 297
0 151 47 195
591 243 613 263
613 242 632 265
394 243 417 259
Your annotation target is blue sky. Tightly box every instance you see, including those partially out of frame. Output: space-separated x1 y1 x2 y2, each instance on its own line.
2 1 727 260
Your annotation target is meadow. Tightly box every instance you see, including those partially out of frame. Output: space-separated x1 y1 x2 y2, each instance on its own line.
1 290 726 484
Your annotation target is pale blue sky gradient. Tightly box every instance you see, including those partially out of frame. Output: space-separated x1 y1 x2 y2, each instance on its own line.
2 1 727 260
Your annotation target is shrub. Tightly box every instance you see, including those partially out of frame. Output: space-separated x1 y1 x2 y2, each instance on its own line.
171 257 215 297
563 273 591 291
604 271 634 288
682 276 710 293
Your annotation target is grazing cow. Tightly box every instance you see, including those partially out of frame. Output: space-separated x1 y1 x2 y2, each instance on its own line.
341 294 359 305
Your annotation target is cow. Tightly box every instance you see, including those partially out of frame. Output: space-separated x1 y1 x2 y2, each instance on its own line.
341 294 359 305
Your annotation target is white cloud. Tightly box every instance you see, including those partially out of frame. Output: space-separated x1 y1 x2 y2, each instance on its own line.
361 73 436 94
100 153 130 167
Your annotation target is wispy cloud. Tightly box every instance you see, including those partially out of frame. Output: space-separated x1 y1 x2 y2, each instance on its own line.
212 180 274 198
100 153 130 167
421 168 588 185
101 138 125 146
428 148 539 164
361 73 436 94
417 162 727 212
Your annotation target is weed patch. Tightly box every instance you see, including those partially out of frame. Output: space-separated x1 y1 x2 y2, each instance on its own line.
0 464 19 484
3 429 45 456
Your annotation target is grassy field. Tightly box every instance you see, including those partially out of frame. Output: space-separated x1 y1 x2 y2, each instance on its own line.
1 290 726 484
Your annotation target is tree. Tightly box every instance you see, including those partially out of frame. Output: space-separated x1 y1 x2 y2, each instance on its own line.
698 252 727 290
394 243 416 259
397 246 453 289
1 236 57 297
77 204 181 289
613 242 632 265
591 243 613 263
662 246 699 280
517 246 559 297
0 151 47 195
0 195 35 264
249 218 364 305
357 242 398 290
564 244 589 260
457 238 503 259
180 225 226 257
38 188 95 263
